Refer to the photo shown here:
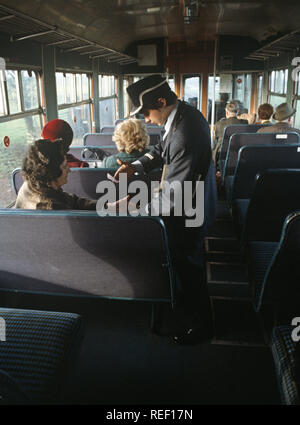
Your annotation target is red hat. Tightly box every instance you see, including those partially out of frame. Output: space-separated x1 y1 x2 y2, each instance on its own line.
41 119 73 150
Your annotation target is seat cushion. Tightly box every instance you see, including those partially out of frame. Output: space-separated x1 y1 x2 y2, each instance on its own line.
224 175 234 205
247 241 278 308
271 326 300 405
0 308 82 403
232 198 250 238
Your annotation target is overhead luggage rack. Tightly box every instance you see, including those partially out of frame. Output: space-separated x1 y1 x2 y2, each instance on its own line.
0 4 137 65
246 29 300 61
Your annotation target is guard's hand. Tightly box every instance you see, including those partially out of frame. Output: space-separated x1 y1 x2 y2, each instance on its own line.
106 195 130 213
113 159 136 181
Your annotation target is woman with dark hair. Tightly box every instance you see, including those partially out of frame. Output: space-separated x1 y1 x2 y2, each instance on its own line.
256 103 274 124
15 139 97 210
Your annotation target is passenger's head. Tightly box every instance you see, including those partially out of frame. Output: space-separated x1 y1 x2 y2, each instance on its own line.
22 139 70 192
126 75 177 126
41 119 73 152
113 118 149 154
225 101 239 117
220 93 229 103
257 103 274 121
273 103 296 122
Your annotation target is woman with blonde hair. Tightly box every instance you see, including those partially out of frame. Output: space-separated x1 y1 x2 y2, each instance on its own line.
101 118 149 170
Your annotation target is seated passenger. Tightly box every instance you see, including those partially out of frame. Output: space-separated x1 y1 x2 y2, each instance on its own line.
255 103 274 124
41 119 89 168
213 100 248 165
15 139 96 210
101 118 149 170
257 103 300 135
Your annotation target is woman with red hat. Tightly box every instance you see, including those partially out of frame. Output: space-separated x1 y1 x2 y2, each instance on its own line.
41 119 89 168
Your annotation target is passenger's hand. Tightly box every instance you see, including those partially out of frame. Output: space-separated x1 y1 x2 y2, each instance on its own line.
113 159 136 181
106 195 130 213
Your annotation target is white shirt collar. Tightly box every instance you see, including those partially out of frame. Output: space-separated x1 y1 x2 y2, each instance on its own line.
163 102 179 140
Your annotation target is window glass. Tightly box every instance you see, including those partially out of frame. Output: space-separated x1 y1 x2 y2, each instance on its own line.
99 98 116 127
168 76 175 92
270 71 275 92
65 73 75 103
82 74 89 100
21 70 39 110
0 71 7 116
269 94 286 110
123 79 129 117
0 115 42 207
76 74 82 102
257 75 263 108
56 72 65 104
58 103 91 146
5 70 21 114
233 74 251 113
99 75 115 97
284 69 288 94
294 99 300 129
183 75 201 110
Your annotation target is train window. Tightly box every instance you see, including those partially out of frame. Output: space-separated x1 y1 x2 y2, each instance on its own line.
0 71 7 116
82 74 89 100
21 70 39 111
168 75 175 92
293 70 300 128
0 67 43 207
268 68 288 109
5 70 22 114
183 74 201 110
256 74 263 108
99 74 117 126
0 115 42 208
56 72 92 145
76 74 82 102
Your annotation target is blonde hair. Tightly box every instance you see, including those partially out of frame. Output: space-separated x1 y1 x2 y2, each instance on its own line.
112 118 149 154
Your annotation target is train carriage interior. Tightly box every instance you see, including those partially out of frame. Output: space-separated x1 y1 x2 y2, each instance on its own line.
0 0 300 406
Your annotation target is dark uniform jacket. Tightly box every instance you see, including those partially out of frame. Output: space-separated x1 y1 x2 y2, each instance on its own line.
138 100 214 257
139 100 212 194
15 181 97 210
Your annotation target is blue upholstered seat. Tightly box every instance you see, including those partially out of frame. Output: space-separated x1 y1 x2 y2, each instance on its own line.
0 308 82 403
271 326 300 405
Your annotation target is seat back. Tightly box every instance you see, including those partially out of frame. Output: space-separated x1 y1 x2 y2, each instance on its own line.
12 167 161 200
223 132 300 184
68 146 118 161
242 169 300 242
11 168 24 195
231 144 300 204
0 308 82 403
256 211 300 316
83 132 160 147
101 125 164 137
219 123 270 171
101 126 115 133
0 210 174 303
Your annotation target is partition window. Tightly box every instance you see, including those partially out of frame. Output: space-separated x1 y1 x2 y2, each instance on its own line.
182 74 201 110
56 72 92 145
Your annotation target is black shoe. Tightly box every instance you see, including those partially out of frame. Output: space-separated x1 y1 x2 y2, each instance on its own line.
173 326 213 346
